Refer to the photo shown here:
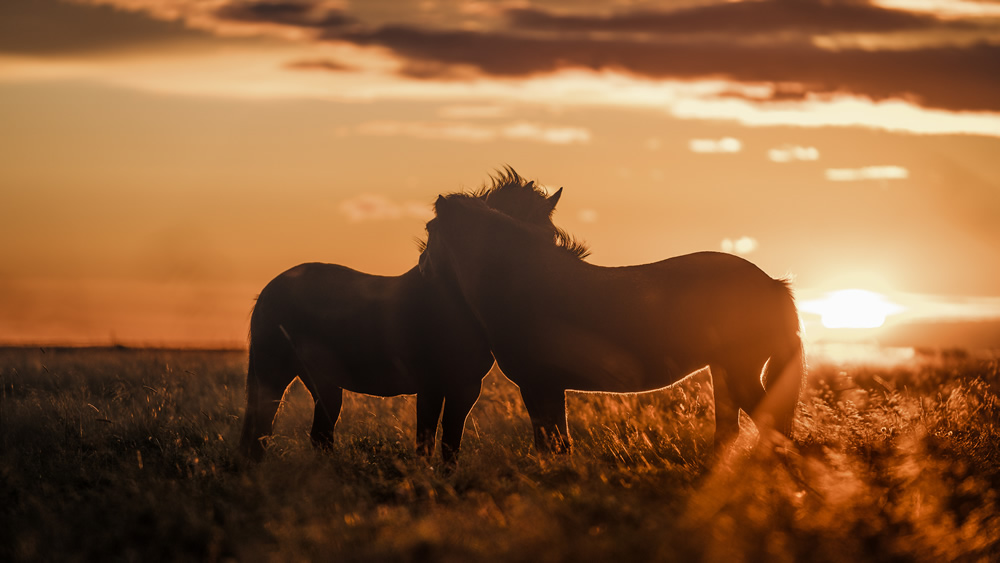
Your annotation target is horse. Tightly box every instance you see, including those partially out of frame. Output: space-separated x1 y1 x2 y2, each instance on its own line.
238 169 564 463
419 177 803 454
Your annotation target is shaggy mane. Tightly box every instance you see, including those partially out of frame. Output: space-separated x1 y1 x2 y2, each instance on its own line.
465 167 591 260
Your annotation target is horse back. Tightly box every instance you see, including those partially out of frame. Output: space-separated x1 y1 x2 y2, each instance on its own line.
484 251 797 393
605 252 796 349
250 264 401 386
251 263 491 394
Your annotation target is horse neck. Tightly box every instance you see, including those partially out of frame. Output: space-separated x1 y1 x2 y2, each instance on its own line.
452 224 579 308
400 265 425 282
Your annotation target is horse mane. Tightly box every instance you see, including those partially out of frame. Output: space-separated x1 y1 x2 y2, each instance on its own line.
469 167 591 260
554 226 591 261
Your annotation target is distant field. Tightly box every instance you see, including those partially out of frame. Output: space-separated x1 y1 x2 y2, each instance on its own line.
2 347 998 562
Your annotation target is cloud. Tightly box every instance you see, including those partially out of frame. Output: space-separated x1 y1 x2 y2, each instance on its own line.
825 166 910 181
337 23 1000 112
506 1 948 36
285 58 355 72
0 0 214 55
99 0 986 113
721 236 759 255
308 0 1000 113
357 120 497 142
873 0 1000 19
501 122 591 144
671 94 1000 137
769 145 820 162
6 0 1000 127
690 137 742 154
339 194 433 222
214 1 355 29
356 120 591 144
7 46 996 137
437 105 508 119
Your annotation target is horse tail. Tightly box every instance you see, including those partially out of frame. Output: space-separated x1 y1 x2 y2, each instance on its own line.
238 341 265 459
758 279 805 440
238 297 295 461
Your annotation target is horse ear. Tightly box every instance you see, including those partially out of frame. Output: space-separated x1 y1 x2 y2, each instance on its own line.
525 181 535 189
546 187 563 213
434 195 448 213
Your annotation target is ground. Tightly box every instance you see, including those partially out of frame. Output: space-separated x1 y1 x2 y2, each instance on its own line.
1 347 998 562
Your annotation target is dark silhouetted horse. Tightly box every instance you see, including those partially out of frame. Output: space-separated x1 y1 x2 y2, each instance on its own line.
238 169 562 462
420 177 803 454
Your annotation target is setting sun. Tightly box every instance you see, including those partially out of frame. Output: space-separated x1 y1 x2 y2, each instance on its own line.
801 289 906 329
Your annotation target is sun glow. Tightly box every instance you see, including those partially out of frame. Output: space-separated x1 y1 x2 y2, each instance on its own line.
801 289 906 329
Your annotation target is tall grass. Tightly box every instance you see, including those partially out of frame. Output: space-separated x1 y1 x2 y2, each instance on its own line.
1 347 998 561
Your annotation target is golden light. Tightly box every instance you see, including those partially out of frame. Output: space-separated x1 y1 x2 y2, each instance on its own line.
801 289 906 329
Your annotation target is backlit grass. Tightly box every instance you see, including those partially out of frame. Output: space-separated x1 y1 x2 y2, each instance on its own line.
1 347 998 561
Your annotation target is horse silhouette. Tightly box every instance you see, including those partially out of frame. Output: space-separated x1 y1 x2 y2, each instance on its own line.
238 169 562 462
420 176 803 454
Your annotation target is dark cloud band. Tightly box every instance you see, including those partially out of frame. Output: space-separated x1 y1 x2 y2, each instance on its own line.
331 24 1000 112
506 0 954 36
214 1 354 29
5 0 997 113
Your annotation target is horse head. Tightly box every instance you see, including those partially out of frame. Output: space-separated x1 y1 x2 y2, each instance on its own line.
419 169 572 279
419 195 490 281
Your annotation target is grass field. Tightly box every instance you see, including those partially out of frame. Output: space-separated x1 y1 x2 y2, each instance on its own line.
2 346 998 562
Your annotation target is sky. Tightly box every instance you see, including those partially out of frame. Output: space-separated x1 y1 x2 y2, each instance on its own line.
1 0 1000 348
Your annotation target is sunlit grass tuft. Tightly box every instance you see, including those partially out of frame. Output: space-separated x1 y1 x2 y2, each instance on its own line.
1 348 998 561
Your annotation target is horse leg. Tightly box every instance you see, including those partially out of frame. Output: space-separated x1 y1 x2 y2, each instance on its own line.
415 390 445 458
440 381 484 465
723 359 790 447
310 387 343 450
520 385 570 454
709 364 742 455
238 347 293 461
755 348 803 441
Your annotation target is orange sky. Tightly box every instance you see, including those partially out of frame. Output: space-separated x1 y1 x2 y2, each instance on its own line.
1 0 999 347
